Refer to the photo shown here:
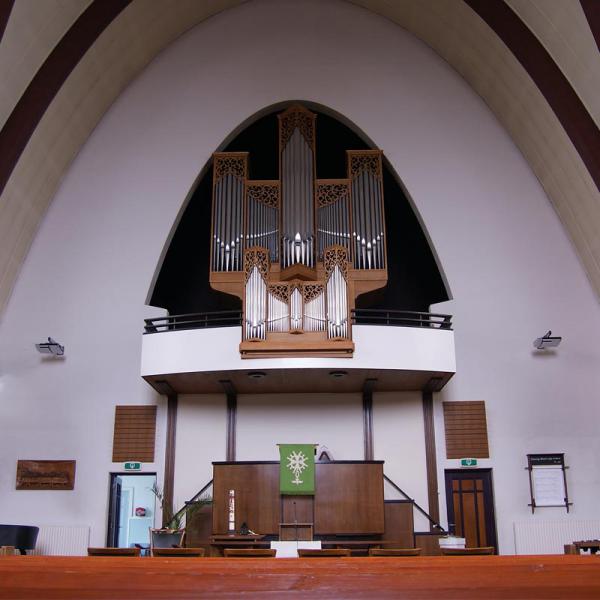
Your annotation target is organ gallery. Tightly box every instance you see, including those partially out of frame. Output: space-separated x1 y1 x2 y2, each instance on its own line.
209 105 388 357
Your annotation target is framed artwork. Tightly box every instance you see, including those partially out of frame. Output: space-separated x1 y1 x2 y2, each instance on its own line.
16 460 76 490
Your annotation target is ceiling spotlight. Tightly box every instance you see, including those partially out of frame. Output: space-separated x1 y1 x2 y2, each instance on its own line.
533 331 562 350
35 337 64 356
329 370 348 379
247 371 266 380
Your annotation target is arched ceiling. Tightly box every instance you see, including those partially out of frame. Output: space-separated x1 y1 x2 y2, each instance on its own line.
0 0 598 315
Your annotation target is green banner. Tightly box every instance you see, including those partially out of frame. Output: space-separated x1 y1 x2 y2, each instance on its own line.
279 444 316 495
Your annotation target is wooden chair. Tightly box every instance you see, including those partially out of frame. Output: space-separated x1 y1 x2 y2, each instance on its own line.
440 546 495 556
151 547 205 557
223 548 276 558
87 547 141 556
297 548 351 557
369 547 422 557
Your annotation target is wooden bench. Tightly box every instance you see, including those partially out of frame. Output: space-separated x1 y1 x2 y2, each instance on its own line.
440 547 495 556
87 547 141 557
151 547 205 557
1 555 600 598
223 548 276 558
369 547 421 556
297 548 351 557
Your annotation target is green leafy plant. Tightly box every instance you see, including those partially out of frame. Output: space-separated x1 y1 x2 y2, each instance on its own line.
150 482 211 530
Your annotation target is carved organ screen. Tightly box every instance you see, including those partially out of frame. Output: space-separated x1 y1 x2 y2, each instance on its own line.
210 104 387 357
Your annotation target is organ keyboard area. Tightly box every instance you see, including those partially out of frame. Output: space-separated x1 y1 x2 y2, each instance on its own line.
209 105 388 357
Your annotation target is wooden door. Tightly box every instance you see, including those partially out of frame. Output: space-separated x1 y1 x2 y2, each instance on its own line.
444 469 497 552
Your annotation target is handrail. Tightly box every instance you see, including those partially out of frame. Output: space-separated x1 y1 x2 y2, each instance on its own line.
145 308 451 333
169 479 214 526
352 309 452 330
384 474 447 534
144 311 242 334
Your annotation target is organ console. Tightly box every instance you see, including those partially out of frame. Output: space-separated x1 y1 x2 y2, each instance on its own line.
209 104 388 357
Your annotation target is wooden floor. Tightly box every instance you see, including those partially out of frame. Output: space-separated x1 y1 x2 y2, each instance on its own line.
0 555 599 599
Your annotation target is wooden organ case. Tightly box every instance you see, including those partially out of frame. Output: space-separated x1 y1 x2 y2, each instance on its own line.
210 105 387 357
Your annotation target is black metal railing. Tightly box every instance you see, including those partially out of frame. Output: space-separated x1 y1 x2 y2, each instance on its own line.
352 309 452 330
144 310 242 334
144 309 451 333
384 474 446 534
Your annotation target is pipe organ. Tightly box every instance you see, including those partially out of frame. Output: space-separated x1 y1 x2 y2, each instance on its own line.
210 105 387 357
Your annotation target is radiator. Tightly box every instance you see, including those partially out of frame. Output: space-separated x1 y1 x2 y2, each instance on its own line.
514 520 600 555
32 526 90 556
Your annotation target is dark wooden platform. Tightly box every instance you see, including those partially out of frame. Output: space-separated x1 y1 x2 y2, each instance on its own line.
0 555 599 599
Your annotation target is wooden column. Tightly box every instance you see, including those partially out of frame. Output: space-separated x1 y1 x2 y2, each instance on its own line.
153 380 178 527
422 387 440 529
220 380 237 462
362 379 376 461
163 393 178 526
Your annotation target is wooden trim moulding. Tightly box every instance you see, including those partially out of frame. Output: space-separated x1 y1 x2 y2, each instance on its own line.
212 460 385 465
162 394 178 527
220 380 237 462
0 0 14 43
422 390 440 528
362 379 376 461
0 0 131 196
465 0 600 193
581 0 600 52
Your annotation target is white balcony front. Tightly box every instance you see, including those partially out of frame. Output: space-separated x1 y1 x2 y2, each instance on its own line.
141 323 455 393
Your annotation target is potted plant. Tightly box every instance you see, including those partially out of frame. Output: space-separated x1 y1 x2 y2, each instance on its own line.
150 482 211 548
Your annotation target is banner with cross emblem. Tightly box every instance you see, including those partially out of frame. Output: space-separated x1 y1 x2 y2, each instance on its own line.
278 444 316 495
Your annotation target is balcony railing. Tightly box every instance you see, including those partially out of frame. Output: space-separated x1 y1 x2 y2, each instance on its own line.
144 308 452 334
352 309 452 330
144 310 242 334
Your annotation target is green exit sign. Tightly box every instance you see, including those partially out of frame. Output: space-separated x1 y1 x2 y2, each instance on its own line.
460 458 478 467
124 462 142 471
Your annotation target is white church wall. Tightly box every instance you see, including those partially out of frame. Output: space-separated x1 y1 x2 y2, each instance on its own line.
173 395 227 507
236 393 363 462
373 392 430 531
0 0 599 553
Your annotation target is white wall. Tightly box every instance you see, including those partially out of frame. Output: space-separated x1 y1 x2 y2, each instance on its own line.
173 395 227 507
237 393 363 461
1 0 600 554
373 392 430 531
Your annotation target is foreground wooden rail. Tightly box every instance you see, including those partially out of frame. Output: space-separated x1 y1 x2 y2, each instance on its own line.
1 555 600 599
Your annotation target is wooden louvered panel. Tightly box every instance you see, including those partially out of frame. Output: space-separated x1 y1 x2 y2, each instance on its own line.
443 401 489 459
112 405 157 463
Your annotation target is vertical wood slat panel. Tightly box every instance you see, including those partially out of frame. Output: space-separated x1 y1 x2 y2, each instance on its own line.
477 489 487 546
443 401 489 458
461 489 478 548
112 405 157 463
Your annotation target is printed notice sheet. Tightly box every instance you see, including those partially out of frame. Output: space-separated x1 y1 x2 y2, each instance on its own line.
532 466 565 506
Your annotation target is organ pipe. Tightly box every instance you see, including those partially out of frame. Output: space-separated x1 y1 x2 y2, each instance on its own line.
303 287 326 332
324 247 350 340
211 108 386 354
212 154 246 272
244 248 268 341
267 286 289 333
290 287 303 332
349 151 384 270
280 107 315 269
